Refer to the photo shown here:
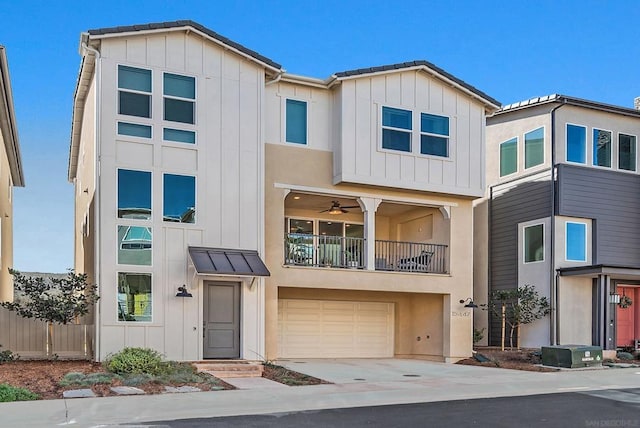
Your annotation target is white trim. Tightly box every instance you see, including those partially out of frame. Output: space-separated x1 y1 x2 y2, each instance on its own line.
419 112 451 159
162 71 196 126
116 121 153 139
162 127 197 145
161 172 197 226
116 271 153 324
565 221 588 262
499 137 518 178
591 127 613 169
117 64 152 119
565 123 587 165
117 168 153 222
523 223 545 264
523 125 545 170
283 97 309 145
116 225 153 267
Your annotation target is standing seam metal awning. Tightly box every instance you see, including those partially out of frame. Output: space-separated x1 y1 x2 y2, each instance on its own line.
188 246 270 276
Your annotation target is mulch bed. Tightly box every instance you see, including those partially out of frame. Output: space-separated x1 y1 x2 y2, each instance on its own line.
456 348 559 372
262 364 331 386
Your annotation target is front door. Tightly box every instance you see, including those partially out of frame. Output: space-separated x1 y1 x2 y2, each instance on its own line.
203 282 240 359
616 286 637 348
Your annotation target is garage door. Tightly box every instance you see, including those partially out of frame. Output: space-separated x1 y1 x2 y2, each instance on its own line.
278 299 394 358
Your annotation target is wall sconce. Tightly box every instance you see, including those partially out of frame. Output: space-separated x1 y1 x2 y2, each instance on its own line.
609 293 621 304
460 298 478 308
176 285 193 298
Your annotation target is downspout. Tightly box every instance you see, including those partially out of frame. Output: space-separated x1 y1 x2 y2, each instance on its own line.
487 185 493 346
549 99 566 345
265 70 284 87
81 40 102 360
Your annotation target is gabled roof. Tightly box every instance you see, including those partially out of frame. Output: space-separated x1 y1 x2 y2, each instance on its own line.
0 46 24 187
333 60 501 109
495 94 640 118
87 20 282 71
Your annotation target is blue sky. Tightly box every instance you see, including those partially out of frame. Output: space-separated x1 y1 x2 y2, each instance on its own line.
1 0 639 272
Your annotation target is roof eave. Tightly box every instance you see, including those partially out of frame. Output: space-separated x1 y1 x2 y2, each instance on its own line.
0 46 25 187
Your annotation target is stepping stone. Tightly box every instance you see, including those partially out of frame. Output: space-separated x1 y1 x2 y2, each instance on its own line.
110 386 146 395
63 389 96 398
164 386 202 393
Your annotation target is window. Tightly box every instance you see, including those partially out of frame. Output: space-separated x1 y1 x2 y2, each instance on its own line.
118 273 152 322
566 124 586 163
525 127 544 168
163 128 196 144
593 129 612 167
118 169 151 220
118 65 151 118
420 113 449 157
619 134 636 172
566 222 587 262
163 73 195 124
524 224 544 263
163 174 195 223
118 122 151 138
500 138 517 177
118 226 152 266
382 107 412 152
285 99 307 144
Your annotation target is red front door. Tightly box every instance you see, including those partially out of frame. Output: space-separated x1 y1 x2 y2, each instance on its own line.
616 286 638 348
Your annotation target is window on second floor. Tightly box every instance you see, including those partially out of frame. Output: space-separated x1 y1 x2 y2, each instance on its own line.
566 124 586 163
118 65 152 118
525 127 544 169
619 133 636 172
163 174 195 223
163 73 195 124
382 106 412 152
117 169 151 220
286 99 307 144
420 113 449 157
593 128 612 168
523 224 544 263
499 138 517 177
566 222 587 262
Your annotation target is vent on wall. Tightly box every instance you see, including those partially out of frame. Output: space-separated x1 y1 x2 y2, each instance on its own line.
635 97 640 111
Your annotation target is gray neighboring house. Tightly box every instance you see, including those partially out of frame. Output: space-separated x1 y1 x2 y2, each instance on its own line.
474 94 640 351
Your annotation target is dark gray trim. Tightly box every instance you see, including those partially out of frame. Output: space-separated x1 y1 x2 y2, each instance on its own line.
334 60 500 108
0 46 24 187
189 246 270 277
558 265 640 277
87 20 282 70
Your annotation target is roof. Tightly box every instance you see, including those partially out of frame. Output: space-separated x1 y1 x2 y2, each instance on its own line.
188 247 270 277
0 46 24 187
495 94 640 118
557 264 640 278
87 20 282 71
334 60 501 108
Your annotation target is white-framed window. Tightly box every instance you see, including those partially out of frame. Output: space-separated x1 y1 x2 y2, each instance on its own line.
420 113 449 157
117 272 152 322
566 123 586 164
380 106 451 157
117 122 152 139
565 222 587 262
618 133 637 172
524 127 544 169
117 169 152 220
285 99 307 145
163 72 195 124
382 106 412 152
117 226 152 266
118 65 152 118
524 223 544 263
163 128 196 144
593 128 612 168
500 137 518 177
163 174 196 223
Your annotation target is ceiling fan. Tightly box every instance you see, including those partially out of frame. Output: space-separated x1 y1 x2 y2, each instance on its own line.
319 200 360 215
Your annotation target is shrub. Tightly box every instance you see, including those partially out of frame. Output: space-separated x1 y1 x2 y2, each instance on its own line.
0 384 39 402
59 372 120 387
0 345 17 364
104 347 167 375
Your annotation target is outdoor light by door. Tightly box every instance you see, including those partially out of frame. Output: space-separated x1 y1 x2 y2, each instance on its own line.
460 298 478 308
176 285 193 298
609 293 621 304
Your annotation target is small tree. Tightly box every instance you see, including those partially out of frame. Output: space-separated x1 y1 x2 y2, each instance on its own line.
482 284 550 350
0 269 99 356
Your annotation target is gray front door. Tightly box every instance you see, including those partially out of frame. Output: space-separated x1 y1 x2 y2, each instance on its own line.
203 282 240 359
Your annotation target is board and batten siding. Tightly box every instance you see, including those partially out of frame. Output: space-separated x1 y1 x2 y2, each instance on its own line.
94 32 266 360
557 164 640 267
489 170 552 345
335 70 486 197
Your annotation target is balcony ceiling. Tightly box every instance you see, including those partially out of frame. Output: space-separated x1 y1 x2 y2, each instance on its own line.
286 192 429 217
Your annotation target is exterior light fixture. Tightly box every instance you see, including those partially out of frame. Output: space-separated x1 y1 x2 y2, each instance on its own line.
176 285 193 298
609 293 621 304
460 298 478 308
328 207 343 215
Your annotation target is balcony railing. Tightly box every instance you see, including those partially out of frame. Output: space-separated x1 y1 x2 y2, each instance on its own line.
284 234 448 273
374 240 448 274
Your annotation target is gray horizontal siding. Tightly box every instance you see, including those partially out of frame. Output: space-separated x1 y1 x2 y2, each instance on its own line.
557 164 640 266
489 174 552 345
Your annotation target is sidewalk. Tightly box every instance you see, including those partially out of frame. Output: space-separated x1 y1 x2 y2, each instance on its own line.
2 361 639 428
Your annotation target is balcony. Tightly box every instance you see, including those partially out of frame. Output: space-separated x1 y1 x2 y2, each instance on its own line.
284 233 448 274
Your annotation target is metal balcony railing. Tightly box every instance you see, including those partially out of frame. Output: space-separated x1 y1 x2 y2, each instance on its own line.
284 234 365 268
374 240 448 274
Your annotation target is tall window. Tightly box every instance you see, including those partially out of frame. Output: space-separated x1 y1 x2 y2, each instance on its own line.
524 224 544 263
500 138 517 177
619 133 636 172
382 107 412 152
566 124 586 163
593 129 612 167
163 73 195 124
117 169 151 220
118 65 152 118
566 222 587 262
285 99 307 144
118 273 152 322
163 174 195 223
525 127 544 168
420 113 449 157
118 226 152 266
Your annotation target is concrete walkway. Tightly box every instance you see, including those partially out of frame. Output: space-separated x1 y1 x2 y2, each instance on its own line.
2 359 640 428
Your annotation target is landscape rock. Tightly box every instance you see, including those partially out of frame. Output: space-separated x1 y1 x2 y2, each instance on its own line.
63 389 96 398
110 386 146 395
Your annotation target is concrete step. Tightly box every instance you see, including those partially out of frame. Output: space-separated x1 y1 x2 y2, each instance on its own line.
194 361 264 378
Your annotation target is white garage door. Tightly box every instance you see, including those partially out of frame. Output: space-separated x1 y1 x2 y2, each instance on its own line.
278 299 394 358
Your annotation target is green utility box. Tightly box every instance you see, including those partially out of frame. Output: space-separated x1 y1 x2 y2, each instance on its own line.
541 345 603 368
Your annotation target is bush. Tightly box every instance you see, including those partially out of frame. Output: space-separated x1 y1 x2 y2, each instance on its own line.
104 347 167 375
0 345 17 364
59 371 120 387
0 384 39 402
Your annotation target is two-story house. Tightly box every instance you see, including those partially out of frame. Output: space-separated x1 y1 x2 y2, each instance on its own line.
69 20 500 362
475 94 640 351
